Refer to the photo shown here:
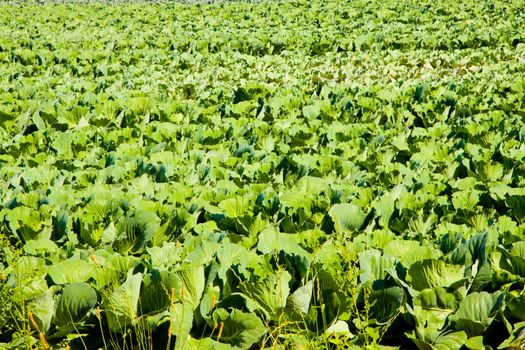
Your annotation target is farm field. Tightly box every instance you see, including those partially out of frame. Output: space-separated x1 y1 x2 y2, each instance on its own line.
1 0 525 349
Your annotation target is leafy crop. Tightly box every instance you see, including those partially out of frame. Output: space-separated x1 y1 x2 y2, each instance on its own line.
1 0 525 349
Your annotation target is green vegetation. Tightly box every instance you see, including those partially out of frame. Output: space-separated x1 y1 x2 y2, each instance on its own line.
1 0 525 348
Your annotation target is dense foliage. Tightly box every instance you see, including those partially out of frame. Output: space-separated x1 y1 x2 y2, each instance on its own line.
1 0 525 349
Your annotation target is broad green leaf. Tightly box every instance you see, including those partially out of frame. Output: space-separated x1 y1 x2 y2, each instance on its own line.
170 302 194 349
280 176 328 211
369 286 405 325
302 104 321 119
511 241 525 259
415 84 426 102
216 241 254 281
257 227 311 275
113 210 160 255
240 269 291 321
182 336 233 350
200 285 221 321
413 287 460 342
407 260 465 291
375 185 403 228
358 249 397 284
449 291 504 336
147 242 184 271
12 256 48 276
48 259 96 285
433 331 468 350
416 287 459 310
506 290 525 321
257 226 280 254
93 254 141 288
105 271 143 332
499 246 525 278
452 190 480 211
178 266 206 308
409 331 467 350
4 206 43 242
384 240 442 268
23 238 59 256
185 240 221 268
212 308 266 349
465 336 484 350
328 203 366 233
325 320 354 339
286 280 313 318
139 272 170 315
218 196 252 218
497 321 525 349
30 288 55 333
54 282 98 325
314 240 343 274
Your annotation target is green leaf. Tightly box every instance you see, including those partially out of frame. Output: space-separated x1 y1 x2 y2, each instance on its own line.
147 242 184 271
314 240 343 274
452 190 480 211
105 271 143 332
497 321 525 349
433 331 468 350
465 336 484 350
257 227 311 275
178 266 206 309
23 238 59 256
200 285 221 321
257 226 280 254
303 104 321 119
218 196 252 218
4 206 43 242
511 242 525 259
216 241 255 281
280 176 328 211
368 286 405 325
449 291 504 336
240 269 291 321
407 259 465 291
54 282 98 326
48 259 96 285
182 336 233 350
375 185 403 228
169 302 194 348
93 254 141 289
409 331 468 350
212 308 266 349
328 203 367 233
384 240 442 268
186 240 221 268
139 272 170 315
286 280 313 318
499 246 525 277
413 287 460 342
113 210 160 255
358 249 397 284
30 288 55 333
325 320 354 338
416 287 459 310
506 290 525 321
415 84 426 102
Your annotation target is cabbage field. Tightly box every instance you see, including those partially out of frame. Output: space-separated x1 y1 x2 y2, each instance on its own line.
1 0 525 349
